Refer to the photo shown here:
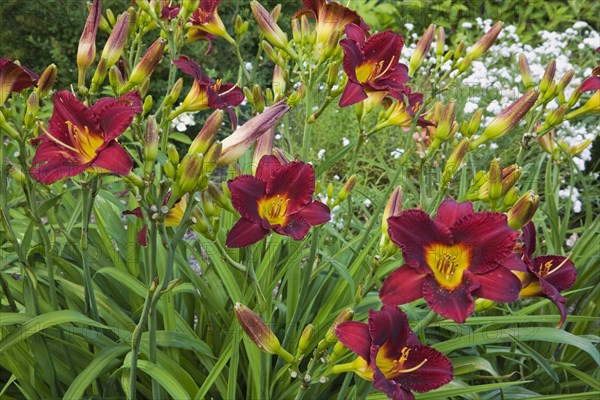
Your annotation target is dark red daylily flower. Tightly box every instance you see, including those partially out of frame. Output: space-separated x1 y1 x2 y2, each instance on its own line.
339 24 410 107
380 199 522 323
226 155 331 247
172 55 244 125
188 0 233 44
334 306 452 400
161 3 181 20
0 58 38 104
511 222 577 327
30 90 142 184
294 0 370 49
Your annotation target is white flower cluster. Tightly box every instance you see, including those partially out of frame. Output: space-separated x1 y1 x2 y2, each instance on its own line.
558 186 583 213
171 110 197 132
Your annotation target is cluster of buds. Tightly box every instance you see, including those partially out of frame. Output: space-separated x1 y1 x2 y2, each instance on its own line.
316 307 354 352
464 160 522 209
538 130 593 163
251 1 298 60
425 101 459 154
320 176 358 209
507 190 540 230
378 187 403 257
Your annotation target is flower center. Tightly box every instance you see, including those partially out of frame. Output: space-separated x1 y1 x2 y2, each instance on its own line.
425 243 471 290
355 57 396 83
65 120 104 162
537 257 569 278
258 195 289 226
377 345 428 380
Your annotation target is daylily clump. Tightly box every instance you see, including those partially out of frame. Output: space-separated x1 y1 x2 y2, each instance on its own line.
380 199 522 323
334 306 453 400
226 155 331 247
30 90 142 184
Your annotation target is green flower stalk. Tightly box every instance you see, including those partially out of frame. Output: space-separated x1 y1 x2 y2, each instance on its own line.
36 64 57 98
409 24 435 76
379 186 403 256
507 190 539 230
470 89 540 148
234 303 294 363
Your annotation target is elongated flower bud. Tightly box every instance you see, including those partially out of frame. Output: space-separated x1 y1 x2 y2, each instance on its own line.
102 12 130 68
409 24 435 76
164 78 184 108
7 162 27 184
318 308 354 351
467 109 483 137
127 38 166 88
167 143 180 165
488 159 502 202
24 92 39 129
539 60 556 93
235 15 249 38
436 27 445 57
291 18 301 43
296 324 315 359
219 100 290 165
189 110 223 155
434 100 456 141
252 126 274 173
453 41 465 62
568 139 592 157
379 186 403 256
252 85 265 113
0 110 20 140
77 0 102 88
235 303 295 363
565 91 600 119
470 89 539 148
272 65 286 101
501 165 521 196
176 153 204 196
203 141 222 175
519 54 534 88
143 116 159 175
467 21 503 60
540 103 568 132
337 175 357 202
207 182 236 213
251 1 288 51
441 139 469 186
538 131 555 155
507 191 539 230
36 64 57 98
556 70 574 94
108 64 125 93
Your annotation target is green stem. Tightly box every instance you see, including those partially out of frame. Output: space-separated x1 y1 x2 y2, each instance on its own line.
147 220 161 398
129 282 155 399
413 310 437 337
301 75 314 161
81 178 100 322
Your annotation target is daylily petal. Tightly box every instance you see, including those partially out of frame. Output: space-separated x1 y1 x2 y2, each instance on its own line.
394 346 453 393
335 321 371 360
339 80 368 107
91 141 133 175
267 161 315 213
340 36 364 81
539 279 569 326
372 365 414 400
379 265 427 306
533 255 576 292
276 214 310 240
450 212 518 274
470 267 521 302
504 253 528 272
228 175 265 222
226 218 269 247
388 210 453 268
255 155 282 183
362 30 403 69
422 275 478 323
49 91 99 146
434 199 474 228
522 221 536 257
344 22 368 45
580 76 600 92
369 306 407 349
123 207 143 218
212 83 244 108
297 201 331 226
138 224 148 247
91 91 142 142
30 141 88 184
173 55 212 84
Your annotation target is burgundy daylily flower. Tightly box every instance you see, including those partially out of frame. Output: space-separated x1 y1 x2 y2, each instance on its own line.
30 90 142 184
226 155 331 247
161 3 181 20
0 58 38 104
172 55 244 125
339 24 410 107
188 0 233 44
512 222 577 327
380 199 521 323
334 306 452 400
294 0 370 49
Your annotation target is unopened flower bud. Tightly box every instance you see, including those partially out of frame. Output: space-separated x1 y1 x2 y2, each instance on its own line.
441 139 469 186
540 103 568 131
329 340 348 363
127 38 166 88
142 95 153 115
24 92 39 129
181 0 200 21
235 15 249 38
37 64 57 98
319 29 341 62
251 1 289 51
296 324 315 358
337 175 357 202
261 40 280 64
488 159 502 202
507 191 539 230
467 21 503 60
0 110 20 140
272 65 286 100
108 65 125 93
434 100 456 141
143 116 159 175
453 41 466 62
435 27 445 57
519 54 534 88
189 109 223 155
164 78 184 108
470 89 539 148
458 54 473 73
252 85 265 113
539 60 556 94
207 182 236 213
556 69 574 94
501 165 521 196
467 109 483 137
291 18 301 43
235 303 295 363
177 153 204 195
253 127 274 173
77 0 101 88
163 161 176 179
409 24 435 76
379 186 402 254
102 12 130 68
7 163 27 184
203 141 222 174
568 139 592 157
320 308 354 349
167 143 180 165
502 186 520 208
219 100 290 165
538 131 555 155
327 63 339 89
